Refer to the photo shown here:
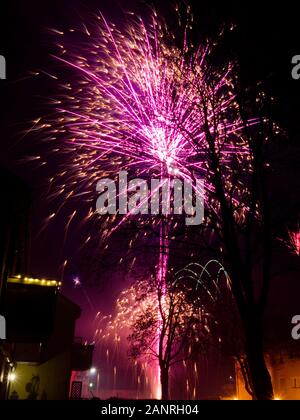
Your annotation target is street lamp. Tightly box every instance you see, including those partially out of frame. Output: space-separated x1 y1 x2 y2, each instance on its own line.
89 367 97 375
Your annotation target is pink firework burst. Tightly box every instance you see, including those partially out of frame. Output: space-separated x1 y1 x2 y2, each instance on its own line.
39 8 254 242
287 229 300 256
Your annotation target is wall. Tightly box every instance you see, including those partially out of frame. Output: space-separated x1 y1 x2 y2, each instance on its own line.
8 351 71 400
272 355 300 400
236 353 300 400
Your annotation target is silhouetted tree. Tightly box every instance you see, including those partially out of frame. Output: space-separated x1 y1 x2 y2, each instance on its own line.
183 58 280 399
127 275 211 400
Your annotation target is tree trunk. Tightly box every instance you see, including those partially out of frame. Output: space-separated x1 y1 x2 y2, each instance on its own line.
244 312 273 400
160 366 169 400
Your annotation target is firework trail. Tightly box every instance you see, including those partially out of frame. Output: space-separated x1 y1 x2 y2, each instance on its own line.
286 227 300 256
278 222 300 257
73 276 95 311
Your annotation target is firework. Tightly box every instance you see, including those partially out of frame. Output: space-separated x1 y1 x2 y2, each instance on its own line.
38 6 255 398
40 8 253 246
92 259 229 398
286 228 300 256
93 272 211 399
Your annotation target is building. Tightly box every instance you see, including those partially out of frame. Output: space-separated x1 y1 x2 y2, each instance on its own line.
270 350 300 399
2 275 94 400
0 168 31 311
0 169 94 399
0 168 31 399
235 348 300 400
69 339 95 399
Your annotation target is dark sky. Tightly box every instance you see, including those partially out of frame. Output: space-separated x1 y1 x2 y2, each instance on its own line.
0 0 300 340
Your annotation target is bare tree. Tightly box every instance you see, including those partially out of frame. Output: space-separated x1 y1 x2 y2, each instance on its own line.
181 56 279 399
127 274 211 400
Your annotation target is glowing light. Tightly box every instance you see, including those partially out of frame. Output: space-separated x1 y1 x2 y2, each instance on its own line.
73 276 81 287
8 276 60 288
8 373 16 382
89 367 97 375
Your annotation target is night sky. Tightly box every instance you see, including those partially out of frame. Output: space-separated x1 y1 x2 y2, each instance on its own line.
1 0 300 343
